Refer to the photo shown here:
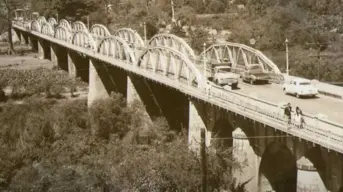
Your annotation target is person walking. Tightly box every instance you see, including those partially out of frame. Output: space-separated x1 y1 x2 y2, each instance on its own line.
295 107 302 129
284 103 292 129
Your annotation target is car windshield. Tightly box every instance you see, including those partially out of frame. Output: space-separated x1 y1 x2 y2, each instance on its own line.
299 82 311 85
249 65 262 71
218 68 231 73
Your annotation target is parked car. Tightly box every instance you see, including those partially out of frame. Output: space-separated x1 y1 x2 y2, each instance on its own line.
283 78 318 98
242 64 271 84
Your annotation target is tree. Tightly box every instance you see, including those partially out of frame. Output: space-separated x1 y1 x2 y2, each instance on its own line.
0 0 26 54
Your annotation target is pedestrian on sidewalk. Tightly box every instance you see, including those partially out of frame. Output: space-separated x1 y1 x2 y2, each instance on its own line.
284 103 292 129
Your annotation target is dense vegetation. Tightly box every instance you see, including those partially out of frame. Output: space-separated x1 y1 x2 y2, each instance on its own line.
0 67 87 101
0 67 247 191
0 94 244 191
25 0 343 82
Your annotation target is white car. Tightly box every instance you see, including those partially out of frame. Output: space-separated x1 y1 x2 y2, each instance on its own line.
283 78 318 98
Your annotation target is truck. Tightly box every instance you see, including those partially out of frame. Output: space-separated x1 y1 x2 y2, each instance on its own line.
242 64 271 85
207 62 240 89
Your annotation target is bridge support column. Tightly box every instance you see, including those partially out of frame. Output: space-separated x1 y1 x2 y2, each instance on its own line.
67 52 77 78
296 157 327 192
20 33 26 45
38 39 44 59
188 100 211 153
88 59 109 107
232 128 260 192
127 74 140 104
50 45 57 67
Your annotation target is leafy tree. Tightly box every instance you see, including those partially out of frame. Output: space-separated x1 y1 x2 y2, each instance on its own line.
0 0 28 54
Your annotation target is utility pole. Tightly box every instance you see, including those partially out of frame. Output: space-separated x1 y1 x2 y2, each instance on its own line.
143 22 147 46
285 38 289 75
86 16 90 30
307 42 331 81
171 0 176 24
200 128 207 192
203 42 207 82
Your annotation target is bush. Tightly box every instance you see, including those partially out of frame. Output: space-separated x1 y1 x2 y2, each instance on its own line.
189 28 210 54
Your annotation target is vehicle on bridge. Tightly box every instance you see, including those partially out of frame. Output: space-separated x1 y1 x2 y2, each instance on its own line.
242 64 271 84
208 62 239 89
283 78 318 98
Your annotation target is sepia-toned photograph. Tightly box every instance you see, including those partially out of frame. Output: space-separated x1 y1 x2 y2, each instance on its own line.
1 0 343 191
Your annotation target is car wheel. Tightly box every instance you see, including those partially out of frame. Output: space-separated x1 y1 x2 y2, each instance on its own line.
215 79 219 85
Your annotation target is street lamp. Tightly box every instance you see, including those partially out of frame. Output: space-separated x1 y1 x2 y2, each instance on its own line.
285 38 289 76
143 22 147 46
56 13 59 23
86 16 90 30
171 0 176 23
203 42 207 82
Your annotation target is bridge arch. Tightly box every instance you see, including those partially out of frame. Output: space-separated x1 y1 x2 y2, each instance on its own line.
90 24 111 37
200 43 283 82
54 26 72 42
30 20 41 32
114 28 144 48
48 17 57 27
137 46 204 88
296 147 329 192
259 141 297 192
148 33 195 59
72 21 88 32
41 22 54 37
37 16 46 26
71 31 96 51
98 36 136 64
59 19 72 31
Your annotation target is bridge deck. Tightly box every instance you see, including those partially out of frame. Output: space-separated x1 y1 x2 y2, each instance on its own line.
194 62 343 125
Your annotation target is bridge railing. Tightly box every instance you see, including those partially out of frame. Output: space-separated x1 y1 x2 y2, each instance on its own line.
208 85 343 150
12 21 343 153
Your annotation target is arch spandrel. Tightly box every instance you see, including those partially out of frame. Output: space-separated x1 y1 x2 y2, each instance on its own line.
90 24 110 37
41 22 54 37
72 21 88 32
148 33 195 60
97 36 136 64
71 31 96 51
114 28 144 48
59 19 72 31
54 26 72 42
30 20 41 32
200 43 283 83
37 16 46 26
137 46 204 89
48 17 57 27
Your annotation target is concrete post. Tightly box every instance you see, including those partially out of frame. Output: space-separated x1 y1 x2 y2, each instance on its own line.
38 39 44 59
188 100 211 153
67 52 77 78
88 59 109 107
